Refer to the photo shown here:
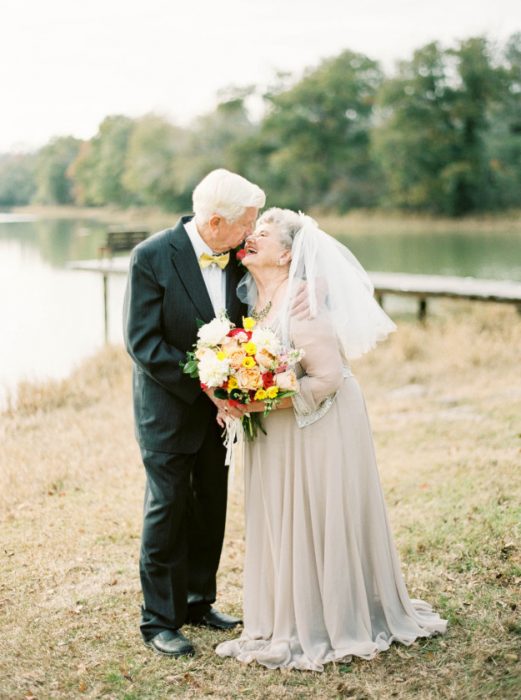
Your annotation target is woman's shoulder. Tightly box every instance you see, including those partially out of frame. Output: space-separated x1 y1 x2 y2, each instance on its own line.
289 314 337 347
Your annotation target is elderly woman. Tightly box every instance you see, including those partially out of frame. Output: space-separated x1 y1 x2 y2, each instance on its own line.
216 208 447 671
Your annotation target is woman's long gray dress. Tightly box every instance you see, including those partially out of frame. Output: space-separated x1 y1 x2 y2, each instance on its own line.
216 317 447 671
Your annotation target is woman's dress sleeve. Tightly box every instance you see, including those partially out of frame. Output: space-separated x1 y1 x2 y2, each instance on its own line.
290 316 345 428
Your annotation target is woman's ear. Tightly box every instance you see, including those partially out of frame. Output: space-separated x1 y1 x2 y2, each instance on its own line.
278 250 291 266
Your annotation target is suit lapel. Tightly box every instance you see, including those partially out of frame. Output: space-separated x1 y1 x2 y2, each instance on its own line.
169 217 215 323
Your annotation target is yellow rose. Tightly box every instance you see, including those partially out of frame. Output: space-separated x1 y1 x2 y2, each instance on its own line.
244 341 257 356
254 388 268 400
266 386 279 399
242 317 256 331
227 377 238 391
242 356 256 369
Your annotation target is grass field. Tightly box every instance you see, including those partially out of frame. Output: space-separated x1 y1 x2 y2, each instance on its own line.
1 303 520 699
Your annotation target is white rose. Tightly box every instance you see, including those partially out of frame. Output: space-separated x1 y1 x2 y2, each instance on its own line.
198 352 230 387
250 327 282 356
195 347 215 361
287 348 305 366
197 316 232 347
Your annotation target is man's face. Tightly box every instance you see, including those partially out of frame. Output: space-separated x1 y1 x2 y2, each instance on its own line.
211 207 258 252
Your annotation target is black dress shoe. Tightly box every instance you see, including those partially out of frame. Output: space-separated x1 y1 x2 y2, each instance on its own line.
188 607 242 630
144 630 195 657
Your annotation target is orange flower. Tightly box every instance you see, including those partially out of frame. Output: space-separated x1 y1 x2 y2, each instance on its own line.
236 366 263 390
229 350 247 370
255 348 276 370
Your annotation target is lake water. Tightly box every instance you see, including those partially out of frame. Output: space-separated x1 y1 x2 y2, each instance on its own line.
1 213 520 403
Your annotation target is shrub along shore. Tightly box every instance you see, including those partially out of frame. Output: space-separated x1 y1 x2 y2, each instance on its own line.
1 304 520 698
10 202 521 237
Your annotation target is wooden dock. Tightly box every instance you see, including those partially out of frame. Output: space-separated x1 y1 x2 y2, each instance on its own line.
371 271 521 319
68 257 521 341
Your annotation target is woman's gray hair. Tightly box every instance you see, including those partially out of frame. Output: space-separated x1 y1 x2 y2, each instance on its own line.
193 169 266 224
256 207 304 249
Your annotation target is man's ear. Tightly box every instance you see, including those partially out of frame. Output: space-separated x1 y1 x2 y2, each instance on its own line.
209 214 221 232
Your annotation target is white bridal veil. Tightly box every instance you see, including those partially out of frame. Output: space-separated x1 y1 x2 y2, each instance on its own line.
238 212 396 360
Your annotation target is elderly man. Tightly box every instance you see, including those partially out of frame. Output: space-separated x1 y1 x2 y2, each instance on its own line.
124 169 265 657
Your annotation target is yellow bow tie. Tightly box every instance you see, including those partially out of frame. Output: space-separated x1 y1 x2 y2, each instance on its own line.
199 252 230 270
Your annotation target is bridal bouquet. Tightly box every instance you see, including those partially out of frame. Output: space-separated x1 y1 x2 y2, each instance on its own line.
182 313 304 441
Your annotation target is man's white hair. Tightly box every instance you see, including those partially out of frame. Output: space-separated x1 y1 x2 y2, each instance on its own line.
193 169 266 224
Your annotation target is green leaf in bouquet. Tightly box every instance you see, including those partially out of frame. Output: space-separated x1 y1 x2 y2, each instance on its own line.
276 390 295 400
181 359 199 378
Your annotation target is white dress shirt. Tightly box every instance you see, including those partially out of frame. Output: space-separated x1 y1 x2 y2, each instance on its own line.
184 218 227 315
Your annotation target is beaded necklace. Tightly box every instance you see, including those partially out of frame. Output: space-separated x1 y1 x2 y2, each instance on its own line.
251 278 286 323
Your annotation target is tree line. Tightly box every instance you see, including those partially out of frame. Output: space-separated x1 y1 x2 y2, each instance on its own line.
1 34 520 217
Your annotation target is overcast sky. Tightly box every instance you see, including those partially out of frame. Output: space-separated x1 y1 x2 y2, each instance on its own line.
2 0 520 152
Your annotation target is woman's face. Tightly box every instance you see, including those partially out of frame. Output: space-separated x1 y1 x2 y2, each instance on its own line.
242 221 290 270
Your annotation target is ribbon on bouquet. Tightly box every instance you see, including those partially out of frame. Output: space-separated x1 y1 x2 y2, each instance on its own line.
222 415 246 486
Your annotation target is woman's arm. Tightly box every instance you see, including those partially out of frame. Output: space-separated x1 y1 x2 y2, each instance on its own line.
291 316 344 414
237 318 344 417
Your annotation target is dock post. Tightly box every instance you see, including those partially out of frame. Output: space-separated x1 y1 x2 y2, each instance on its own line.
102 273 109 344
418 297 427 321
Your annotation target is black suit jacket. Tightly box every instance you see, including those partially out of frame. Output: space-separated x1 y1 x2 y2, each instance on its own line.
123 216 246 454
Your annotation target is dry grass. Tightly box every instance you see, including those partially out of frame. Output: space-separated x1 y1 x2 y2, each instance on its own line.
1 303 520 699
315 210 521 237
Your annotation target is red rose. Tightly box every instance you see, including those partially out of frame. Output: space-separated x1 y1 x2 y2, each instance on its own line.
236 248 246 261
262 372 275 388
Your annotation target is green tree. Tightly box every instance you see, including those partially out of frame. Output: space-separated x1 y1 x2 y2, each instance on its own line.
122 114 190 210
0 153 37 206
373 37 510 215
69 115 134 206
34 136 82 204
443 37 504 214
373 42 460 213
485 33 521 209
183 89 259 194
250 51 383 211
